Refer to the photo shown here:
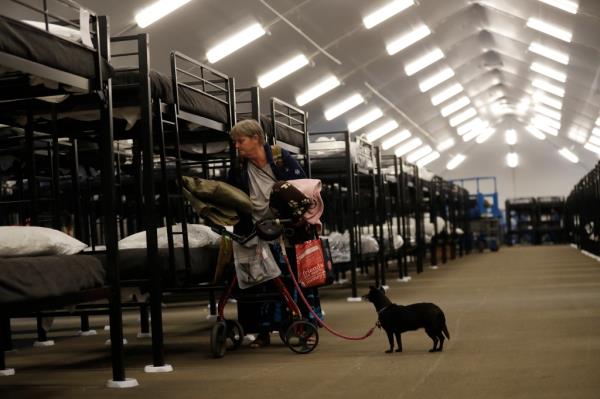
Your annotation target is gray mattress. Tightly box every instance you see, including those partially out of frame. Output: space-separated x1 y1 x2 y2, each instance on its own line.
0 254 106 304
0 15 111 80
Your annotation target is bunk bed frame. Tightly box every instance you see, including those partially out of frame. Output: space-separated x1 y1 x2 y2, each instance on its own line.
0 0 131 386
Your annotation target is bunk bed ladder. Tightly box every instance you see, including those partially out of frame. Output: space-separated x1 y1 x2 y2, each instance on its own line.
156 100 192 283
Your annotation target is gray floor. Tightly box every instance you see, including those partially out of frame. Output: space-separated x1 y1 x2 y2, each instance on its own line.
2 245 600 398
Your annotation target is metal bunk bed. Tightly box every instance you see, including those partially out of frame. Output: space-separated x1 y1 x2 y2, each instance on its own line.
308 130 383 299
0 0 132 387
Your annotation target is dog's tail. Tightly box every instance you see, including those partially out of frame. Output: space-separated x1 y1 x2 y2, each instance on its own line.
442 319 450 340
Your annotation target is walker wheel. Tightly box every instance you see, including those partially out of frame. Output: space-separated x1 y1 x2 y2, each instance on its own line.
210 321 227 358
284 321 318 354
225 320 244 350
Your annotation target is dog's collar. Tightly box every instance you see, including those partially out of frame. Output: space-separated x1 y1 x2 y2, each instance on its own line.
377 304 391 315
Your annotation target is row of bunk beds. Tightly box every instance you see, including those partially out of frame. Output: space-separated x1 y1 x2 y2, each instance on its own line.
308 131 472 299
566 161 600 257
0 0 313 382
0 0 472 385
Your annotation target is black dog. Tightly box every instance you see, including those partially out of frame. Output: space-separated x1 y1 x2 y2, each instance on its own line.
363 286 450 353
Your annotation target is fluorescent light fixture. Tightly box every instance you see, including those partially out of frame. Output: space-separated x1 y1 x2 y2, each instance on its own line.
258 54 309 88
296 75 341 106
206 23 266 63
382 129 411 150
596 117 600 126
532 114 561 130
363 0 415 29
559 147 579 163
526 125 547 140
530 62 567 83
395 137 423 158
532 79 565 97
517 97 531 115
592 127 600 137
534 104 562 121
449 107 477 127
528 42 569 65
584 142 600 155
416 151 440 167
324 93 365 120
588 135 600 146
446 154 465 170
431 83 463 106
135 0 191 28
365 120 399 142
568 128 587 143
506 152 519 168
406 145 433 163
462 128 481 142
535 123 559 136
419 68 455 92
456 118 486 136
404 49 444 76
532 91 562 110
440 96 470 117
436 138 455 152
526 18 572 42
387 25 431 55
348 108 384 132
476 127 496 144
539 0 578 14
505 129 517 145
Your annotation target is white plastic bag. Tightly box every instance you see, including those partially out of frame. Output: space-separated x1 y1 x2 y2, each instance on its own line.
232 238 281 289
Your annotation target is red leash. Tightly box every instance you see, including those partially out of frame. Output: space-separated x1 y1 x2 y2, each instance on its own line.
280 239 377 341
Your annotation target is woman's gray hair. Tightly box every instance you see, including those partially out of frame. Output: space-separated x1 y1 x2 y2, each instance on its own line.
231 119 265 144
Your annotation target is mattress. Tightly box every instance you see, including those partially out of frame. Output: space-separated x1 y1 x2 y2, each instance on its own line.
0 15 111 81
114 247 219 285
112 69 229 125
261 117 305 150
0 254 106 304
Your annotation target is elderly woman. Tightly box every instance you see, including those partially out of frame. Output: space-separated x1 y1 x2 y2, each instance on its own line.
229 119 322 348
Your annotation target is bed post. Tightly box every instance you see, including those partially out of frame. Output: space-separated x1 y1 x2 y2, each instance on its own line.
138 35 172 374
96 15 137 388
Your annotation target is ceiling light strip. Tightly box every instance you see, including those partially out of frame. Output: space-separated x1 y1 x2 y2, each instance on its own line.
296 75 341 106
258 54 309 88
526 17 572 42
387 25 431 55
404 48 444 76
446 154 465 170
363 0 415 29
324 93 365 120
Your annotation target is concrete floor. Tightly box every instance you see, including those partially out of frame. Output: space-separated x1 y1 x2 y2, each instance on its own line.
2 245 600 398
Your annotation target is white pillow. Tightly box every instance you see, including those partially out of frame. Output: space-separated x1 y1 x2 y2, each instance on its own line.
119 224 221 250
0 226 87 257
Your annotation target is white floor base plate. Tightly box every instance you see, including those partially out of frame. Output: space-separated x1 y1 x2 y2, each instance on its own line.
144 364 173 373
137 332 151 339
347 296 362 302
397 276 412 283
105 338 128 346
106 378 139 389
104 325 110 331
78 330 97 337
33 340 55 347
206 314 218 322
381 285 389 291
0 368 15 376
429 265 439 270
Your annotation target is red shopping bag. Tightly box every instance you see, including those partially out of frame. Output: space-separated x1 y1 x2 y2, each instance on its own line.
295 239 333 288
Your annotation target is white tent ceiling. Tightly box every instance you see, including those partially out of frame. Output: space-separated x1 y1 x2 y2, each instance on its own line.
17 0 600 202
